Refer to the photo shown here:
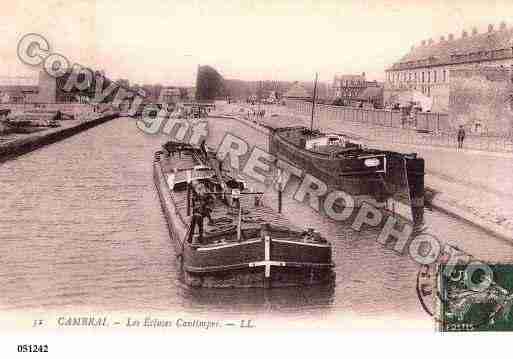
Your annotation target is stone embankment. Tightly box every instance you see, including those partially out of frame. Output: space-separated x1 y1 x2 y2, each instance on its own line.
0 113 119 162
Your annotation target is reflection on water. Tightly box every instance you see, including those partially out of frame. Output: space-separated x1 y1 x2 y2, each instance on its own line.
176 283 336 315
0 117 511 327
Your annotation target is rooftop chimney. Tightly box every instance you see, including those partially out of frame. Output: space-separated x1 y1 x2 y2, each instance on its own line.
448 33 454 41
440 36 445 42
488 24 494 33
472 27 478 36
428 38 434 45
411 45 414 51
500 21 507 31
421 40 426 46
462 30 468 38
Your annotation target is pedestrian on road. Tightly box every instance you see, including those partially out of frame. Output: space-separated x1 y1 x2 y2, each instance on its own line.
457 125 466 150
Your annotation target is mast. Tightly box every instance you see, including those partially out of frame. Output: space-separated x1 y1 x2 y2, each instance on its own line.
310 72 318 131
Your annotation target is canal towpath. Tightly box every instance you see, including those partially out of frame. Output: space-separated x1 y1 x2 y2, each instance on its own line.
216 103 513 242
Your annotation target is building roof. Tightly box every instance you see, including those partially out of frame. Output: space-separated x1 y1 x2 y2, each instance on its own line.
390 25 513 70
284 82 311 99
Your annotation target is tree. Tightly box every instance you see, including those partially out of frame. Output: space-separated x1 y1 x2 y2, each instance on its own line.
195 65 224 101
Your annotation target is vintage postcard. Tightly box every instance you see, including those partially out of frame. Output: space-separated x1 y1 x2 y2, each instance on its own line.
1 0 513 355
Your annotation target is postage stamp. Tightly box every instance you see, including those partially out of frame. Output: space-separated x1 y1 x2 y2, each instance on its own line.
438 264 513 331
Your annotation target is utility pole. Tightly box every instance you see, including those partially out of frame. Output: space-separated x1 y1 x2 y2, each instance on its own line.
186 170 191 216
310 72 318 131
277 168 283 213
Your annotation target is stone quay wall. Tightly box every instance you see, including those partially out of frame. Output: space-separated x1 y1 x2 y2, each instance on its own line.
0 113 118 161
284 99 451 133
449 67 513 136
283 99 513 153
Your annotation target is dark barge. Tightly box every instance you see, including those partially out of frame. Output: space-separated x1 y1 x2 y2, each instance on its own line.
268 126 425 226
153 142 335 288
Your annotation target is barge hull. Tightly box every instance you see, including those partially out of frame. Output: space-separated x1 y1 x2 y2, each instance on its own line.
269 127 425 225
153 151 335 288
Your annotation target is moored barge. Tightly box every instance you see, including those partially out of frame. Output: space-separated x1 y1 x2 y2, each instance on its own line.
153 141 334 288
269 126 425 225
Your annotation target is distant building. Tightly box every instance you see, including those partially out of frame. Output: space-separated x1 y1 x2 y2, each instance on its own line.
385 22 513 113
355 85 384 109
0 76 39 103
0 70 84 104
141 84 160 103
283 82 311 101
0 69 129 105
331 73 366 103
331 73 383 108
0 70 93 104
158 87 181 104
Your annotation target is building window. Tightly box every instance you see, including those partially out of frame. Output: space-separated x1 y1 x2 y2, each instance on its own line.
443 70 446 82
422 72 425 83
427 71 430 83
433 70 437 83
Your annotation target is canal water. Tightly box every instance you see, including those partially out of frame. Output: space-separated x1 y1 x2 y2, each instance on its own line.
0 117 511 328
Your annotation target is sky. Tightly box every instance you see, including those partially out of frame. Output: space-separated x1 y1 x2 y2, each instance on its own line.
1 0 513 86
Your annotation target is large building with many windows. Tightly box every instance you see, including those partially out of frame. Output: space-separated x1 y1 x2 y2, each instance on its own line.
385 22 513 113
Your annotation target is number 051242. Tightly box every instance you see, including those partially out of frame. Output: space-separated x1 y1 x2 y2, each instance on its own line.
17 345 48 353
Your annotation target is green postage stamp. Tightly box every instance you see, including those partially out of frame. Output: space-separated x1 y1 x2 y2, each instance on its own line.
438 264 513 331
